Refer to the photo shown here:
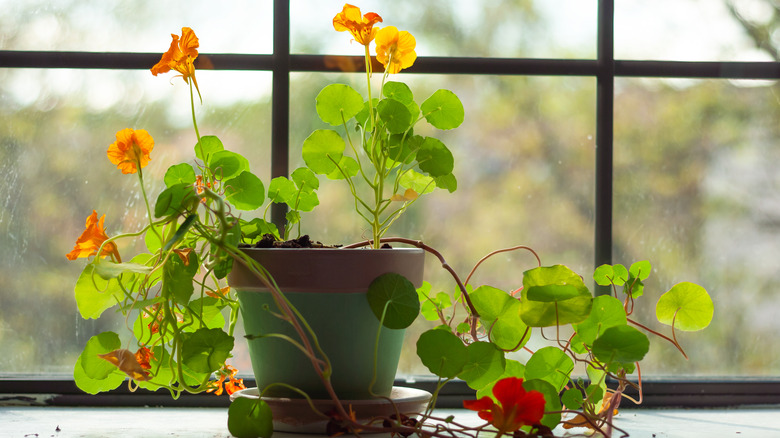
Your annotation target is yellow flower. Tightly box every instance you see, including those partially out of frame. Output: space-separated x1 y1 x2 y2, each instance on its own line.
375 26 416 74
66 210 121 262
333 4 383 46
150 27 201 93
106 128 154 174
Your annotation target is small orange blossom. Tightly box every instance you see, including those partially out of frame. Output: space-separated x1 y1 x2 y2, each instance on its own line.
66 210 121 262
150 26 200 93
333 4 383 46
106 128 154 175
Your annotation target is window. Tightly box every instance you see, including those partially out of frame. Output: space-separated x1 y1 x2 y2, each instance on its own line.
1 0 779 404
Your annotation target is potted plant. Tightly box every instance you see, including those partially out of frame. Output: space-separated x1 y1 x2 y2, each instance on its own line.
68 5 713 438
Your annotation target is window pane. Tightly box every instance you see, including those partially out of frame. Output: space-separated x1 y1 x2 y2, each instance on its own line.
289 72 596 375
615 0 775 62
0 69 271 375
0 0 273 53
291 0 596 59
614 78 780 376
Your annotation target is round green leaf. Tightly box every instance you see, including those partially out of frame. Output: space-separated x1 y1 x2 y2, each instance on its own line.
416 328 468 379
208 150 250 181
228 398 274 438
416 137 454 177
164 163 196 187
79 331 122 380
181 328 235 374
367 273 420 329
383 81 414 104
562 388 584 410
574 295 627 346
399 169 436 195
435 173 458 193
377 98 412 134
194 135 224 162
470 285 515 321
656 282 713 331
421 89 464 130
592 325 650 365
524 346 574 392
629 260 652 281
490 300 529 351
522 379 561 430
316 84 364 126
74 264 125 319
154 183 198 218
520 265 593 327
326 156 359 180
295 190 320 212
268 176 297 204
458 341 506 390
302 129 345 175
224 171 266 211
291 167 320 193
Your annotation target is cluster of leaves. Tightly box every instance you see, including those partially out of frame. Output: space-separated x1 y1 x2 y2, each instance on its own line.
303 80 463 248
411 255 713 434
72 132 313 396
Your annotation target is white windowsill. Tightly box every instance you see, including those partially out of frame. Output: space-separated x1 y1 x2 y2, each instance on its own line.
2 406 780 437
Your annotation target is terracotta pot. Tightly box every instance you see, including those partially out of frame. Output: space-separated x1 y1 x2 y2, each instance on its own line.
228 247 424 399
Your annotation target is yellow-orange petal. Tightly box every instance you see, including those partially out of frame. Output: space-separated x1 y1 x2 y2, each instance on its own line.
66 210 121 262
107 128 154 174
375 26 417 74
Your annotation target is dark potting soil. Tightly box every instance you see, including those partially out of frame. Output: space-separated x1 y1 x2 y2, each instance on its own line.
239 234 392 249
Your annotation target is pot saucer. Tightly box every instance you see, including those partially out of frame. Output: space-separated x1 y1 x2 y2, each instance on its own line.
230 386 432 433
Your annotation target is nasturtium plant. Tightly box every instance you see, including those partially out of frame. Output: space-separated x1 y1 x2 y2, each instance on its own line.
67 7 715 438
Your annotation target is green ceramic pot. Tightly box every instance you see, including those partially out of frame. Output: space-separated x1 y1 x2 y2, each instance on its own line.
228 247 424 400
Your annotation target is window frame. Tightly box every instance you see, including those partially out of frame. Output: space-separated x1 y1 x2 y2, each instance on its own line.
1 0 780 407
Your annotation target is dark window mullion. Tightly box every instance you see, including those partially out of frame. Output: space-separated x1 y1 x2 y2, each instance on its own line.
271 0 291 231
595 0 614 295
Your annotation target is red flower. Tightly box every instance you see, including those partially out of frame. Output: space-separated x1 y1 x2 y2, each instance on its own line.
463 377 546 434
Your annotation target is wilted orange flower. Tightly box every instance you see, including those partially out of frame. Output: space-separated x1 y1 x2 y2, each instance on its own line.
207 364 245 396
562 394 619 430
206 286 230 299
333 4 383 46
106 128 154 174
66 210 121 262
375 26 416 74
135 346 154 370
98 348 152 381
150 27 200 92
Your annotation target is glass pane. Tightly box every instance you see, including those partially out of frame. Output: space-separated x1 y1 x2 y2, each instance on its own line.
291 0 597 59
289 72 596 375
616 0 775 62
0 0 273 53
0 68 271 375
614 77 780 376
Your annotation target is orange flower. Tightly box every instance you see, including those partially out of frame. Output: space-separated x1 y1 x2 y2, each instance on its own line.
98 348 152 381
333 4 383 46
106 128 154 174
207 364 246 396
135 347 154 370
375 26 416 74
463 377 546 435
66 210 121 262
150 27 200 92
